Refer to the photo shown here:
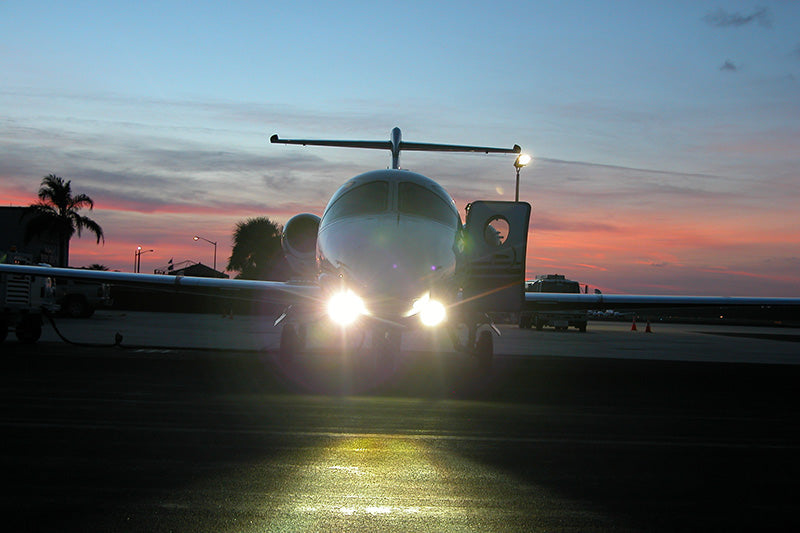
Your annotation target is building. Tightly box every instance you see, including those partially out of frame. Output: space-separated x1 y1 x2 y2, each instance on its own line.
0 206 61 265
154 259 228 279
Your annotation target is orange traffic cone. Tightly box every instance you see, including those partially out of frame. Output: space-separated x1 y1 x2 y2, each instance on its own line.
631 319 637 331
645 321 652 333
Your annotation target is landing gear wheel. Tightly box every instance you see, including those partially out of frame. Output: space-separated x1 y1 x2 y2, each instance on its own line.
0 319 8 343
475 330 493 372
15 316 42 344
63 296 91 318
297 324 308 352
279 324 300 365
373 328 401 371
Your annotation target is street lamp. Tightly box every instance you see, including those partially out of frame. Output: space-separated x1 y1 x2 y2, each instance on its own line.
134 246 154 273
193 235 218 271
513 153 532 202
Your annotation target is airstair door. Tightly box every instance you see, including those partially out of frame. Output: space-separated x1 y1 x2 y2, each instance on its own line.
459 201 531 312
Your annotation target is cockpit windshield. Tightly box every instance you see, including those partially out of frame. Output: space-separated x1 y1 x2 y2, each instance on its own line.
398 181 458 227
324 181 389 220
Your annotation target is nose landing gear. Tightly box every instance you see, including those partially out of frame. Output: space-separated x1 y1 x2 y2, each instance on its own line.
449 317 495 372
474 329 494 372
372 327 401 371
279 323 307 365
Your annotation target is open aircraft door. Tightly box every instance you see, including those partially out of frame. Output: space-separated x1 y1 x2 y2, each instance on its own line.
459 201 531 312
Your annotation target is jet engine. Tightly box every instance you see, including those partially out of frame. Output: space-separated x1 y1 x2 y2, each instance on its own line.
281 213 320 279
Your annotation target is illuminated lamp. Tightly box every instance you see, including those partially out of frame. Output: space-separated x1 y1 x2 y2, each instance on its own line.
513 153 532 202
328 290 367 326
419 298 446 327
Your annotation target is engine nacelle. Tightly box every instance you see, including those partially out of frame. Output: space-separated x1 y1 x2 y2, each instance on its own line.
281 213 321 279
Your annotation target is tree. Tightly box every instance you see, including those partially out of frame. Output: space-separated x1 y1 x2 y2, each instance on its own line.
227 216 290 280
22 174 104 267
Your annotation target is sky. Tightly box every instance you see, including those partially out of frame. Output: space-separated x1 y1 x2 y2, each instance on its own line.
1 0 798 296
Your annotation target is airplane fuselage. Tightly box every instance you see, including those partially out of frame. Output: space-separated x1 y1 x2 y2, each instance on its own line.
316 169 461 320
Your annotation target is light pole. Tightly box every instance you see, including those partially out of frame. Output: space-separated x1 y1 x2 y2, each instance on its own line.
134 246 154 273
513 153 532 202
193 235 218 271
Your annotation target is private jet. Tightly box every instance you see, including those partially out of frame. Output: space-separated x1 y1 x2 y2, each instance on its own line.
2 128 799 369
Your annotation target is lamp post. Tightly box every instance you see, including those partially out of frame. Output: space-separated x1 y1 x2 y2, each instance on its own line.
513 153 532 202
134 246 154 273
193 235 218 271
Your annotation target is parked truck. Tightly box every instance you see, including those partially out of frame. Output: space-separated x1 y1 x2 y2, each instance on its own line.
1 251 58 343
55 278 112 318
519 274 588 332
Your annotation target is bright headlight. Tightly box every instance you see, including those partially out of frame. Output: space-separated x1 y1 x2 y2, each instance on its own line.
419 298 446 327
328 290 366 326
408 292 446 327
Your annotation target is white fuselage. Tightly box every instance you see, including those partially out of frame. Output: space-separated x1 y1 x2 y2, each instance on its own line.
316 169 461 318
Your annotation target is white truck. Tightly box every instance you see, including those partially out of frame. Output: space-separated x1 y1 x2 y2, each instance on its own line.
1 252 58 343
55 278 112 318
519 274 589 332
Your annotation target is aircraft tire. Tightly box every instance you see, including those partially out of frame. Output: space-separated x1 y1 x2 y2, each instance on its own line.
373 329 400 371
0 318 8 343
62 295 91 318
476 330 493 372
279 324 300 364
15 315 42 344
297 324 308 352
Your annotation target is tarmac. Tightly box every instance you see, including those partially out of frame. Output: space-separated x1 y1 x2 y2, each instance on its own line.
32 309 800 364
2 311 800 531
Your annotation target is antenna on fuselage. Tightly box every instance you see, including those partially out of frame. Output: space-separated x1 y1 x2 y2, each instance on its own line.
270 127 521 169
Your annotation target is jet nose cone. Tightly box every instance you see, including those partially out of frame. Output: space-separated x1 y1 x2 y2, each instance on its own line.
318 214 457 300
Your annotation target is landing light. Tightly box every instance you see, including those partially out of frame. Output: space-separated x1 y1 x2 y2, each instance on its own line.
407 292 447 327
328 290 367 326
420 299 446 327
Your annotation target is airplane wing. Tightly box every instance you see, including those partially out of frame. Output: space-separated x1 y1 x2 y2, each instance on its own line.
399 141 520 154
0 263 321 305
524 292 800 310
271 127 520 170
269 135 390 151
269 135 521 155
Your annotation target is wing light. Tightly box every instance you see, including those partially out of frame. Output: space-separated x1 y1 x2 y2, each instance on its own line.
328 290 368 326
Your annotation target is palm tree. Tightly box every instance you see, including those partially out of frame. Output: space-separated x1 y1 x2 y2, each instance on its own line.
22 174 104 267
227 216 289 280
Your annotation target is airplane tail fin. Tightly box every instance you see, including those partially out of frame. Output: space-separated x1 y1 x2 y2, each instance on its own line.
271 127 520 169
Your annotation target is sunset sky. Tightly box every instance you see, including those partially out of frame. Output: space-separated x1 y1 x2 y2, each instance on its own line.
1 1 798 296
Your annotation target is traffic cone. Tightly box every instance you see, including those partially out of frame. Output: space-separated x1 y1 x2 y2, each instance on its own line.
645 321 652 333
631 319 637 331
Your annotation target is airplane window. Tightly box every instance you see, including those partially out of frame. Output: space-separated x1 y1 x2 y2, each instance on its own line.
398 182 458 227
324 181 389 220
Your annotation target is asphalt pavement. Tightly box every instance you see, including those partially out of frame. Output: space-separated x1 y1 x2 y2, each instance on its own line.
2 313 799 531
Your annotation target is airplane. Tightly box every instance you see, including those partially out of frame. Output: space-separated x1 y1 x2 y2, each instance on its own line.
2 127 800 369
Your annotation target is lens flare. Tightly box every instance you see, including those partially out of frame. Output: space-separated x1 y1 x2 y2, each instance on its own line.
407 292 446 327
419 298 446 327
328 290 366 325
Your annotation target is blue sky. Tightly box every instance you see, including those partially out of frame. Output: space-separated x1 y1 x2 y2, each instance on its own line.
1 1 799 295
